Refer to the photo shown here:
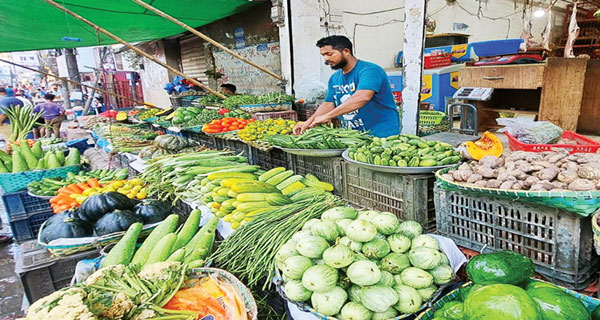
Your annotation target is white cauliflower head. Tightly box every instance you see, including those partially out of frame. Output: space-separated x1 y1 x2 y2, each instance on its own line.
26 287 97 320
138 261 182 281
85 264 126 285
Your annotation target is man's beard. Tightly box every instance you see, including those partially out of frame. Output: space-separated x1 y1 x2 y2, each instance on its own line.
328 58 348 70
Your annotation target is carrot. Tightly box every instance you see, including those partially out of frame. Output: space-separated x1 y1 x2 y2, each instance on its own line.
77 182 90 190
87 178 100 189
66 184 82 194
57 187 74 196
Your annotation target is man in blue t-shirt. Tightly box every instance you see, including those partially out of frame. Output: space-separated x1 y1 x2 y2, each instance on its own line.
0 87 24 141
293 36 400 138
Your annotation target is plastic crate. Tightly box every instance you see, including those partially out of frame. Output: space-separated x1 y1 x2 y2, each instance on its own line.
169 96 182 107
165 128 184 137
2 191 52 219
289 155 344 195
216 137 251 158
471 38 524 57
424 53 452 69
505 130 600 154
253 110 298 121
65 138 92 154
184 131 218 148
15 247 99 303
180 95 202 107
434 185 599 290
342 163 437 232
250 147 291 170
9 211 54 243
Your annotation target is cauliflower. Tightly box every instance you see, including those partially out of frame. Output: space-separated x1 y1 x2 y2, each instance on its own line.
26 288 97 320
85 264 125 285
139 261 183 281
131 308 157 320
86 288 134 319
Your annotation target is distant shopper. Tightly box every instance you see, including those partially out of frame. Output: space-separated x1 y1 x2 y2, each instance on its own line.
220 83 237 95
34 94 65 138
0 87 24 142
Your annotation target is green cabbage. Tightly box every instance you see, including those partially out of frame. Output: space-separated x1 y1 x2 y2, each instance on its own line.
393 274 403 286
311 286 347 316
408 247 442 270
387 233 412 253
303 218 321 231
348 285 363 302
276 241 299 265
323 244 355 268
371 308 398 320
417 285 438 301
336 219 353 236
347 260 382 286
397 221 423 239
371 212 400 235
380 252 411 274
362 238 391 259
464 284 542 320
310 220 340 243
302 265 338 293
339 236 363 252
292 230 313 243
430 264 453 285
440 252 450 265
346 219 378 242
284 279 312 302
296 235 329 259
357 210 381 222
281 255 313 280
377 270 396 287
400 267 434 289
433 301 464 319
527 287 590 320
360 285 399 312
340 302 373 320
466 251 535 285
393 284 423 315
411 234 440 250
322 206 358 221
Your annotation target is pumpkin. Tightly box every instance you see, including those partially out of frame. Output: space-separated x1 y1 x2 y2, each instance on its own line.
134 199 172 224
79 192 133 223
93 209 143 236
40 209 93 243
458 131 503 161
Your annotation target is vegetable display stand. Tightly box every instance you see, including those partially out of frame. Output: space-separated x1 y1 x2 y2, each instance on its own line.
184 130 218 149
341 162 437 232
289 155 344 195
215 136 252 158
0 165 81 193
2 190 51 220
15 245 99 303
253 110 298 121
434 185 599 290
249 146 292 170
9 211 54 243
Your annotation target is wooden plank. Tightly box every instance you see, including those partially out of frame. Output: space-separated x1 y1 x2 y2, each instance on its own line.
539 57 589 131
458 64 545 89
577 60 600 134
482 108 539 115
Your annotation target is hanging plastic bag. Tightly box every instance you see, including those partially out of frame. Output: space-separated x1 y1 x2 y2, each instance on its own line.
293 73 327 103
497 117 563 144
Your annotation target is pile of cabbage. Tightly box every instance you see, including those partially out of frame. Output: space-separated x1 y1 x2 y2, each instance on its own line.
275 207 454 319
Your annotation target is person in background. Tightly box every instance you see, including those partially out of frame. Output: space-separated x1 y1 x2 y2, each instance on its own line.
14 91 33 108
5 86 15 97
34 93 65 138
220 83 237 95
0 87 24 142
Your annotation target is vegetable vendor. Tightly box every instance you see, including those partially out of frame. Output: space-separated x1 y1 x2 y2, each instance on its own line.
293 35 400 138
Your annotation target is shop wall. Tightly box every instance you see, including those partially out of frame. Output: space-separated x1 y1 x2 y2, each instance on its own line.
137 41 172 108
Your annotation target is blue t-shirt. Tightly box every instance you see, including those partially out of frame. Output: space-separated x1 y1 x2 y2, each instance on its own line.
0 97 23 124
325 60 400 138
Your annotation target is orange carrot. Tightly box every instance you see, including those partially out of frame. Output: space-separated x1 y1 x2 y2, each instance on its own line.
77 182 90 190
66 184 82 194
87 178 100 189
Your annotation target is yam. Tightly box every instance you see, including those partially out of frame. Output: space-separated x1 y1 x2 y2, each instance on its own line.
508 169 528 180
568 179 595 191
523 176 540 188
507 151 528 161
512 181 524 190
557 171 578 184
578 164 600 180
485 179 502 189
480 155 499 168
478 166 498 179
564 161 579 172
518 162 534 173
452 170 472 182
474 180 488 188
505 161 517 171
552 181 567 190
499 181 514 190
467 174 484 184
536 167 560 181
497 172 509 182
525 153 543 162
441 173 454 182
458 163 472 171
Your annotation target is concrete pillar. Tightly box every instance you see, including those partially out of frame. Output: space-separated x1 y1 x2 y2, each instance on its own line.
401 0 426 134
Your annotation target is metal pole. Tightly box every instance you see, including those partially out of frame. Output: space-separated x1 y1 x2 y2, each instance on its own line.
401 0 427 135
43 0 227 99
0 58 151 107
83 47 109 114
131 0 284 81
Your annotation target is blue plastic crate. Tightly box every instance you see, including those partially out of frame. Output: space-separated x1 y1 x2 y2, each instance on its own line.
471 38 524 57
165 129 183 137
65 138 92 154
3 191 52 219
9 211 54 243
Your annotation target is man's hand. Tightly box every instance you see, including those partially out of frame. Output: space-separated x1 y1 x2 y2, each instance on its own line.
309 114 332 128
293 121 312 135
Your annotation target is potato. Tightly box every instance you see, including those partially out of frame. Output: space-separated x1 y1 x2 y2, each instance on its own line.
557 171 578 184
507 151 528 161
518 163 534 173
552 181 567 190
467 174 484 184
568 179 595 191
525 153 543 162
478 166 498 179
512 181 524 190
505 161 517 171
458 163 472 171
564 161 579 172
497 172 509 182
530 181 554 191
508 169 527 180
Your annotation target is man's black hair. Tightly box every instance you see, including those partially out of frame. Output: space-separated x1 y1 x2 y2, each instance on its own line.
220 83 237 94
316 35 353 54
0 88 5 94
44 93 55 101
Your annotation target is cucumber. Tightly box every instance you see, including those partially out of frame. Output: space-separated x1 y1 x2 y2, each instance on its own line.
258 167 286 182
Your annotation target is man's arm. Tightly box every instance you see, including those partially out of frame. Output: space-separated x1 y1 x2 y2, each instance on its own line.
309 90 374 127
293 102 334 134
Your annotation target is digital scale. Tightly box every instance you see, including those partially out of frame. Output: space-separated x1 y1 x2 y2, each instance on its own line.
445 87 494 136
453 87 494 101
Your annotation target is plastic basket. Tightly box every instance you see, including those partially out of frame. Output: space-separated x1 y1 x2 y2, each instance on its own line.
505 131 600 154
169 96 182 107
10 211 54 243
419 111 446 125
436 167 600 216
342 162 437 232
216 136 251 157
288 155 344 195
0 165 81 193
253 110 298 121
3 191 52 219
250 146 291 170
434 183 599 290
65 138 92 154
416 280 600 319
424 53 452 69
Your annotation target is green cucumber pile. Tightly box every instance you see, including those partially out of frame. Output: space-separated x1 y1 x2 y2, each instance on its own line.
348 134 461 167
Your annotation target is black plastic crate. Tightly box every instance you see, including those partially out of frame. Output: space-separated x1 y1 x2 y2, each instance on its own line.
250 147 291 170
15 247 100 303
185 131 218 149
289 155 343 195
342 163 436 232
2 191 52 219
435 185 599 290
216 137 251 158
9 211 54 243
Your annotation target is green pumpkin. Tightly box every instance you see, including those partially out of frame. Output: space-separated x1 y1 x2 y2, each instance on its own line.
93 209 143 236
133 199 172 224
79 192 133 223
40 209 93 242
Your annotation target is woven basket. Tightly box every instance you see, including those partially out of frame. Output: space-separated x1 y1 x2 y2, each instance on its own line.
186 267 258 320
415 280 600 319
0 165 81 193
435 167 600 216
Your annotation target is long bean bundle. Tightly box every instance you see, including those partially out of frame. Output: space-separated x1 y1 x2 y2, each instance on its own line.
4 104 43 141
210 194 345 289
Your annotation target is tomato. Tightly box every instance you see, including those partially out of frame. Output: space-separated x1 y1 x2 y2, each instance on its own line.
248 119 256 122
229 125 239 130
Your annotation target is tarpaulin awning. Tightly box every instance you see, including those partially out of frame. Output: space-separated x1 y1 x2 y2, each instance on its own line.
0 0 258 52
